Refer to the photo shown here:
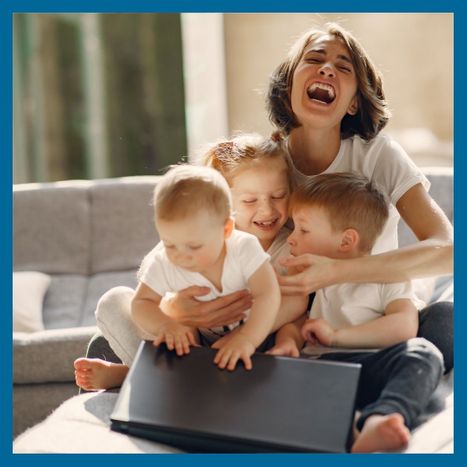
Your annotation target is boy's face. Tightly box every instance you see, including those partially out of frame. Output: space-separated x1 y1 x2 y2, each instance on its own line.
230 160 290 250
157 211 231 273
288 204 343 258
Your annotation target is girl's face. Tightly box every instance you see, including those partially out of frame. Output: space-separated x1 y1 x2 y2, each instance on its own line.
290 35 358 132
157 211 232 274
230 159 290 251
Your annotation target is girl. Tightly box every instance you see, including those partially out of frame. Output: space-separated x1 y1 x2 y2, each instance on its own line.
74 133 305 390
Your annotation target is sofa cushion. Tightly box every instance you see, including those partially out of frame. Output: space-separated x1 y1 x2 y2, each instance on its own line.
14 182 91 275
13 271 51 332
90 177 160 274
42 275 88 329
13 326 98 383
81 270 139 326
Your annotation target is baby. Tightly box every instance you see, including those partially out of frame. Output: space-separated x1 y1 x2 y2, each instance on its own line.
131 164 281 371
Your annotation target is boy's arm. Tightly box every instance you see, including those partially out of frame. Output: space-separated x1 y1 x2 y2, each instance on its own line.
272 294 308 332
304 298 419 349
131 282 198 355
268 314 307 357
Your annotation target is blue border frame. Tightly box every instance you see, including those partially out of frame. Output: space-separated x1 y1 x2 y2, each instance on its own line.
3 1 464 466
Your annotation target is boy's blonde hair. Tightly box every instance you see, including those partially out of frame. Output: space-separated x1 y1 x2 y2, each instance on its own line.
291 172 389 253
153 165 232 223
201 132 294 190
267 22 390 141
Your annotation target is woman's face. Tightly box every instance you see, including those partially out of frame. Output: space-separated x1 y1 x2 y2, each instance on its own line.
290 35 358 132
230 159 290 251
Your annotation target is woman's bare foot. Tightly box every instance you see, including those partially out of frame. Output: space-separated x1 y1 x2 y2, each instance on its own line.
351 413 410 453
74 358 129 391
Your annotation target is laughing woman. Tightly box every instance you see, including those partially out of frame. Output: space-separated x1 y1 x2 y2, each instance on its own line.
267 22 453 371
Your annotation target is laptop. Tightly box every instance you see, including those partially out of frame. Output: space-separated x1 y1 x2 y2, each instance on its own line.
111 341 361 453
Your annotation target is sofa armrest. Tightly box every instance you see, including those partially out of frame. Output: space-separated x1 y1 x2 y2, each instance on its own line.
13 326 98 384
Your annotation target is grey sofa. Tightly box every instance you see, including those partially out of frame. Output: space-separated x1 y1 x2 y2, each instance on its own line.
13 176 162 437
12 168 453 439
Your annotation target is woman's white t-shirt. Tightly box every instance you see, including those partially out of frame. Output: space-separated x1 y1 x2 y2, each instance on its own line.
290 133 430 254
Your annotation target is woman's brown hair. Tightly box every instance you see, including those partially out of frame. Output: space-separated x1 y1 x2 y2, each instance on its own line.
267 22 391 141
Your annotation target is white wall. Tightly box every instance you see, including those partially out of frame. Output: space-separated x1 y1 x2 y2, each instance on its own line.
223 13 453 166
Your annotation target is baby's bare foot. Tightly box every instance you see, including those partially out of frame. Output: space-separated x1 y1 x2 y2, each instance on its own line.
351 413 410 453
74 358 129 391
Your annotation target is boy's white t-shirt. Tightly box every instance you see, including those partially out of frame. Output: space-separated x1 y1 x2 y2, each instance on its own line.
139 229 270 342
303 281 426 357
289 133 434 303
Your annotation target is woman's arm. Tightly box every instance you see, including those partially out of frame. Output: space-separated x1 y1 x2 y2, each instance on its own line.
278 184 453 295
160 287 252 328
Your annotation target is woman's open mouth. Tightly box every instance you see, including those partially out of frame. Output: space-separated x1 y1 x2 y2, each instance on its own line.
306 82 336 104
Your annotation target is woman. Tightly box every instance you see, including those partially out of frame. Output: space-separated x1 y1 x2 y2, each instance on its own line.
265 22 453 371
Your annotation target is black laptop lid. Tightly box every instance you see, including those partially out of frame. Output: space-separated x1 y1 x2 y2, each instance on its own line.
111 341 361 453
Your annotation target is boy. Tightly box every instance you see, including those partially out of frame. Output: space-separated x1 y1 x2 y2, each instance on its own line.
131 164 281 371
269 173 444 452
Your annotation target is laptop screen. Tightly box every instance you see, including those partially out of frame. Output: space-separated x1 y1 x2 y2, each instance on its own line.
111 341 361 453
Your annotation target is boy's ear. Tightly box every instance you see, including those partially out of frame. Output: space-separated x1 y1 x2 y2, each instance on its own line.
339 228 359 252
224 217 235 239
347 95 359 116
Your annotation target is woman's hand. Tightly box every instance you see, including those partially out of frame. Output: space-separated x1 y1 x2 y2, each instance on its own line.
277 254 340 296
160 286 252 328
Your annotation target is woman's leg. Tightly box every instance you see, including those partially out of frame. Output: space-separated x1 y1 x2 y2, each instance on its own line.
417 301 453 373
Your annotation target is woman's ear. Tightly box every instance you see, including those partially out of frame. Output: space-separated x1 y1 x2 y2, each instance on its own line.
339 228 360 252
347 96 359 116
224 217 235 239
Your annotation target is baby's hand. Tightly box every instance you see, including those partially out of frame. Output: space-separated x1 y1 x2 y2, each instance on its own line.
211 333 256 371
266 338 300 358
152 321 198 356
301 318 336 347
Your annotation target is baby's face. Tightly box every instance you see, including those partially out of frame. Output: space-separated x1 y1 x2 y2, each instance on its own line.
157 211 229 273
230 159 290 251
288 205 342 258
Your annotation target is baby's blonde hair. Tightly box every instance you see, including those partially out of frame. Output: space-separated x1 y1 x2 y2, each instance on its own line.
153 164 232 223
201 132 294 190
